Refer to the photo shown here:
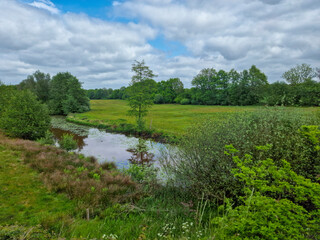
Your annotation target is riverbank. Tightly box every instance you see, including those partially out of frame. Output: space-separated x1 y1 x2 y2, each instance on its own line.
0 132 207 239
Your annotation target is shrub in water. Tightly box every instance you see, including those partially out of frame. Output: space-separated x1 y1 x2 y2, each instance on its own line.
37 130 55 145
58 133 78 151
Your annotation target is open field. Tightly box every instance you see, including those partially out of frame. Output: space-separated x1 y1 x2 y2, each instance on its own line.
68 100 320 136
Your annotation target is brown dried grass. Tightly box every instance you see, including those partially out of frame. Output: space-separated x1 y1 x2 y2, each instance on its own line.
0 132 141 208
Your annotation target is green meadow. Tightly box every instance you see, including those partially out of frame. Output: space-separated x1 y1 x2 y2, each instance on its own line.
68 100 320 137
68 100 259 136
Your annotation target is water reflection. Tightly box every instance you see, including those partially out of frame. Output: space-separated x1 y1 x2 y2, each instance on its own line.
51 127 165 168
51 128 86 150
127 139 155 166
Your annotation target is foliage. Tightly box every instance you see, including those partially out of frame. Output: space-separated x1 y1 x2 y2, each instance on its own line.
87 63 320 107
180 98 190 105
127 60 157 131
58 133 78 151
161 108 320 201
211 147 320 239
154 93 164 104
37 130 55 145
0 85 17 114
0 89 50 140
191 65 268 106
18 70 51 103
86 87 128 100
282 63 316 84
49 72 90 115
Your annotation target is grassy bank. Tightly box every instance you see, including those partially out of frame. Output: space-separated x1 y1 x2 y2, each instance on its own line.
0 133 211 239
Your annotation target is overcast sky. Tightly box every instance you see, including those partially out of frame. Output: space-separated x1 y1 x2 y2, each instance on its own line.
0 0 319 89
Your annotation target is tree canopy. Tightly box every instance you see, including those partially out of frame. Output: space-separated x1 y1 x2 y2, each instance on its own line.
282 63 316 84
49 72 90 115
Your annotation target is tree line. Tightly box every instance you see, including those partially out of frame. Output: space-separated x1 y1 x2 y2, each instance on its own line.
17 71 90 114
87 63 320 107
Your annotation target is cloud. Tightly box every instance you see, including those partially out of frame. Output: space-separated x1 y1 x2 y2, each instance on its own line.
29 0 59 14
0 0 158 88
115 0 320 80
0 0 319 89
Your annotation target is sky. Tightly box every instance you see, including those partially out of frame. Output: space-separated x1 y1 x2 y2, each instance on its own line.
0 0 319 89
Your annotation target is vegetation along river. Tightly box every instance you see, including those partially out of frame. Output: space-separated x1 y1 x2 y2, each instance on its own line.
50 116 171 168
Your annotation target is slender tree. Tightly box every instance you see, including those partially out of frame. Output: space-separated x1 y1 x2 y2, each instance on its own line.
127 60 157 131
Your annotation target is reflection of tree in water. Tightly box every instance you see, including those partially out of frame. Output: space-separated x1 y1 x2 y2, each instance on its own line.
127 139 155 166
50 128 86 150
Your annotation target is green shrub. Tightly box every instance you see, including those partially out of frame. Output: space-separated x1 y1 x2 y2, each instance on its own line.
211 146 320 239
58 133 78 151
161 108 319 200
0 89 50 140
180 98 190 105
37 130 55 145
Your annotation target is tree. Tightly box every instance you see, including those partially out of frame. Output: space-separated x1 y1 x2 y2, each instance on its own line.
18 70 51 103
282 63 316 84
127 60 157 131
0 89 50 140
49 72 90 115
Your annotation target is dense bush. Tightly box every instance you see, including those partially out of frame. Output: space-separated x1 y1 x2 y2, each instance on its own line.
211 147 320 239
0 89 50 140
161 108 319 201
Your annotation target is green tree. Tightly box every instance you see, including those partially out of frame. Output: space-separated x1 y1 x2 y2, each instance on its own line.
49 72 90 115
0 89 50 140
18 70 51 103
127 60 157 131
282 63 316 84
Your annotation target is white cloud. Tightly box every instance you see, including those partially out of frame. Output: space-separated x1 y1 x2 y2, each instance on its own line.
29 0 59 14
115 0 320 82
0 0 319 89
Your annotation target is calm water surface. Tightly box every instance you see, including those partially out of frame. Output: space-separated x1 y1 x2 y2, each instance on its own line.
51 127 170 168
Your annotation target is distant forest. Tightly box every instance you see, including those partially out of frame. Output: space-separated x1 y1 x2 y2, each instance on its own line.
87 64 320 107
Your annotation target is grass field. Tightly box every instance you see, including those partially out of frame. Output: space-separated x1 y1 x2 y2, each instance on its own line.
68 100 320 137
68 100 259 136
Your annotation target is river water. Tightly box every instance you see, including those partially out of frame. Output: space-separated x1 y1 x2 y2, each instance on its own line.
51 124 171 169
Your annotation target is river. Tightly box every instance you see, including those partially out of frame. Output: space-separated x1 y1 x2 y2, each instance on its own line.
50 117 171 169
